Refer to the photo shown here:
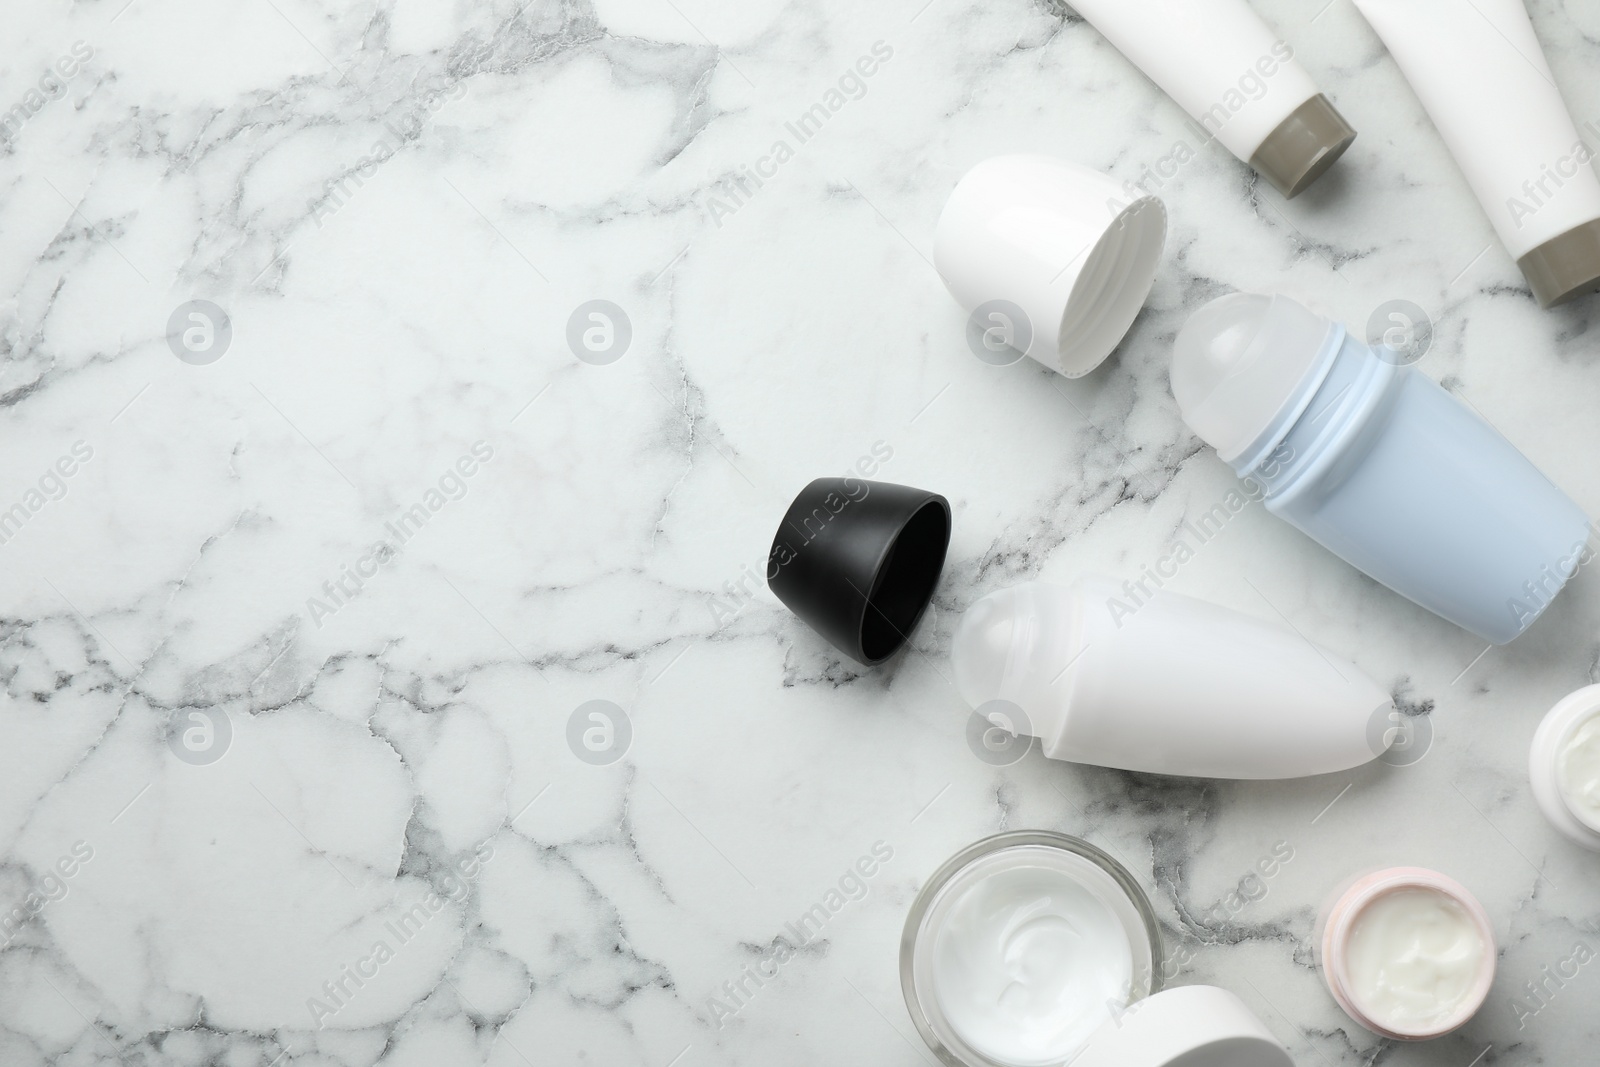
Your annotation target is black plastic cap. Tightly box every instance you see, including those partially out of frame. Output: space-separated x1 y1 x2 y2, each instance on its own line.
767 478 952 666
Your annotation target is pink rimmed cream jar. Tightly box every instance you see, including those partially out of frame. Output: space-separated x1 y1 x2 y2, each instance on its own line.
1318 868 1496 1040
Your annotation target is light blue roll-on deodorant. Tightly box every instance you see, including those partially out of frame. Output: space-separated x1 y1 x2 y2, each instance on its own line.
1172 293 1591 644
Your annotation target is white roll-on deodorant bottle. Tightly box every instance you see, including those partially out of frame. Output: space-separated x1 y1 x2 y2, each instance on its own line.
1172 292 1592 644
951 578 1393 780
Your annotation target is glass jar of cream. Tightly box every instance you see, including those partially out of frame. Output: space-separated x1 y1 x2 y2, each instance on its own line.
902 832 1293 1067
1318 868 1496 1040
1530 684 1600 851
900 832 1161 1066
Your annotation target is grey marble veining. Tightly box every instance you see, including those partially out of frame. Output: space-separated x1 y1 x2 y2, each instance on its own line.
3 0 1600 1064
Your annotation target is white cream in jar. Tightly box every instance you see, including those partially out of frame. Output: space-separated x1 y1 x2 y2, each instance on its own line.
902 832 1160 1067
1530 686 1600 850
1320 869 1495 1040
1557 711 1600 830
1342 887 1486 1032
932 851 1135 1063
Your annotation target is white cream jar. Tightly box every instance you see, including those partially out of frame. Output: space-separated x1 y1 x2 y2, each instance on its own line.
902 832 1293 1067
1531 684 1600 850
1318 868 1495 1040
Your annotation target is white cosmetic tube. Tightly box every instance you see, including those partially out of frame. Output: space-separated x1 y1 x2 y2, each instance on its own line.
1070 0 1356 198
1352 0 1600 307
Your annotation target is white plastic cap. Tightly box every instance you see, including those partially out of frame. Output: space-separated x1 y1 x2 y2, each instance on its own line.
1073 986 1293 1067
1171 292 1335 462
934 154 1167 378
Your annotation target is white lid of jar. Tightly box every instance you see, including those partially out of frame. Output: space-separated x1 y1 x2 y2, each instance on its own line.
1073 985 1292 1067
933 154 1166 378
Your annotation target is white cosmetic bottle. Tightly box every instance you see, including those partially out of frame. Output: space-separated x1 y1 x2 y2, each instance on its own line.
1351 0 1600 307
1069 0 1356 197
952 578 1393 779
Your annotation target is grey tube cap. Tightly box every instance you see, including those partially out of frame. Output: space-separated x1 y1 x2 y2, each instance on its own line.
1249 94 1357 199
1519 217 1600 308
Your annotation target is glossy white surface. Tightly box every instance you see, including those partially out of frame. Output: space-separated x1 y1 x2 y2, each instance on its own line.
5 0 1600 1064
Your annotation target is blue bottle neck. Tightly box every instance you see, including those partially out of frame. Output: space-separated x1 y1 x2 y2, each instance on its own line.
1228 326 1399 497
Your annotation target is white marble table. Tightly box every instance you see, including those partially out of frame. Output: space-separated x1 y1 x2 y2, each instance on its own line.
4 0 1600 1063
